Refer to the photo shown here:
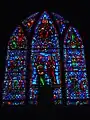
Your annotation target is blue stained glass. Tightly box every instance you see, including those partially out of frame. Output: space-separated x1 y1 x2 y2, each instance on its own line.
2 26 27 105
64 26 89 105
2 11 89 106
29 11 62 105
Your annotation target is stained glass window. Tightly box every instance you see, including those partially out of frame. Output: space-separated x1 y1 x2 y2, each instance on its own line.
2 26 28 105
52 12 66 34
29 11 62 105
2 11 89 106
22 12 39 32
63 26 89 105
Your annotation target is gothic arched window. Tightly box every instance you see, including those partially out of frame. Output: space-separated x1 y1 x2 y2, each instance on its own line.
63 27 89 105
2 26 28 105
29 11 62 105
2 11 89 106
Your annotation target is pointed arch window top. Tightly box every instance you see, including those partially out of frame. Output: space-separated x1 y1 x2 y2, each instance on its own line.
64 26 84 48
39 11 50 19
35 11 53 27
8 26 27 50
34 11 58 36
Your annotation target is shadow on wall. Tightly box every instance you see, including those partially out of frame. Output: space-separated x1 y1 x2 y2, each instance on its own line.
38 85 53 106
